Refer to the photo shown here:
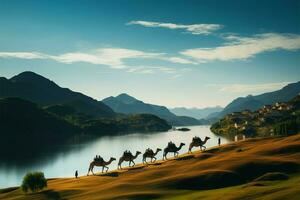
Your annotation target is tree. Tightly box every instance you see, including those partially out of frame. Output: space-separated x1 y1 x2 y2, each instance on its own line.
21 172 47 193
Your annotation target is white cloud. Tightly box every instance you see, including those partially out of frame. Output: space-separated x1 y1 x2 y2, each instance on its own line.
0 48 196 69
0 48 196 78
0 52 47 59
127 20 222 35
218 82 291 93
172 74 182 79
125 65 191 78
181 33 300 62
162 56 197 64
152 66 177 74
51 48 163 69
126 67 155 74
126 66 176 74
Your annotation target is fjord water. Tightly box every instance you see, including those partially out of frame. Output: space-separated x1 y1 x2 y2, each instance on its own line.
0 125 229 188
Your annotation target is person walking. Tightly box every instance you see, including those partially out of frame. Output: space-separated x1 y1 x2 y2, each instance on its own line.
75 170 78 179
218 138 221 146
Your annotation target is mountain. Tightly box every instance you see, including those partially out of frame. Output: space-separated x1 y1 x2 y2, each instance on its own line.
170 106 223 119
0 97 171 156
217 81 300 118
102 93 202 126
102 93 173 117
0 71 173 153
113 93 139 104
206 111 222 119
0 71 115 117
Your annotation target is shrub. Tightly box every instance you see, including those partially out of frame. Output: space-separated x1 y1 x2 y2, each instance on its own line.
21 172 47 193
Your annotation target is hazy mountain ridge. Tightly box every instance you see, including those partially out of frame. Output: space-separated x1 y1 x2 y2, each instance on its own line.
103 94 170 116
170 106 223 119
103 93 202 126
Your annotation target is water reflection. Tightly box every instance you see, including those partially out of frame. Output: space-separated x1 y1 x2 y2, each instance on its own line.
0 125 229 188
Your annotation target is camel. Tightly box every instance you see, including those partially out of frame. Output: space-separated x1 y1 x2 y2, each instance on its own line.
188 136 210 153
143 148 162 164
87 157 116 175
163 142 185 160
118 150 141 169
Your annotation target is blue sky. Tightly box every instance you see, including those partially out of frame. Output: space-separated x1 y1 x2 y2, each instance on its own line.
0 0 300 108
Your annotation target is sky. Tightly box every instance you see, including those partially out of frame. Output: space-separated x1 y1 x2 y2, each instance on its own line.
0 0 300 108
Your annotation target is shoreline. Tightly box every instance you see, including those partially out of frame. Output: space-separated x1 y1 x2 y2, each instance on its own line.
1 134 299 199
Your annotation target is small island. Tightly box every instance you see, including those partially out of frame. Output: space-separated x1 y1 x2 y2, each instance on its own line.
177 127 191 131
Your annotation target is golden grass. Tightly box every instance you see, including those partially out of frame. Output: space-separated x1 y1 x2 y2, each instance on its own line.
1 134 300 200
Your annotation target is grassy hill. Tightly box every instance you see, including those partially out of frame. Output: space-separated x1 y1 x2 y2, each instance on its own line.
1 134 299 200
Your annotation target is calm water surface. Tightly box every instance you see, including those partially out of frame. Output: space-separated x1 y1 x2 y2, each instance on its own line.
0 125 229 188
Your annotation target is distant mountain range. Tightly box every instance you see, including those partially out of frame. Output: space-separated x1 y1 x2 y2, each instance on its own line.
170 106 223 119
170 81 300 121
2 71 297 128
216 81 300 118
0 71 203 127
102 93 202 126
0 71 115 117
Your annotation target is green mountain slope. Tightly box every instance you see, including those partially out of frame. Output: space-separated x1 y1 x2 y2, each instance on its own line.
0 71 115 117
0 97 80 155
0 97 171 156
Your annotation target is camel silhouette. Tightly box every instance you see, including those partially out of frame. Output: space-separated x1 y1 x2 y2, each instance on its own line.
188 136 210 153
87 157 116 175
143 148 162 164
118 150 141 170
163 142 185 160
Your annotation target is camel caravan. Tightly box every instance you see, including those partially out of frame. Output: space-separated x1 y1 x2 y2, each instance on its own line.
87 136 211 175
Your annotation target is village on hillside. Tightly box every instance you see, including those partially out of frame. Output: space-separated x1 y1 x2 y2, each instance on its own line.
211 94 300 138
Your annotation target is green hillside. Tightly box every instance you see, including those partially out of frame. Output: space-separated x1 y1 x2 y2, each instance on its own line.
211 94 300 139
0 98 171 156
0 71 115 117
